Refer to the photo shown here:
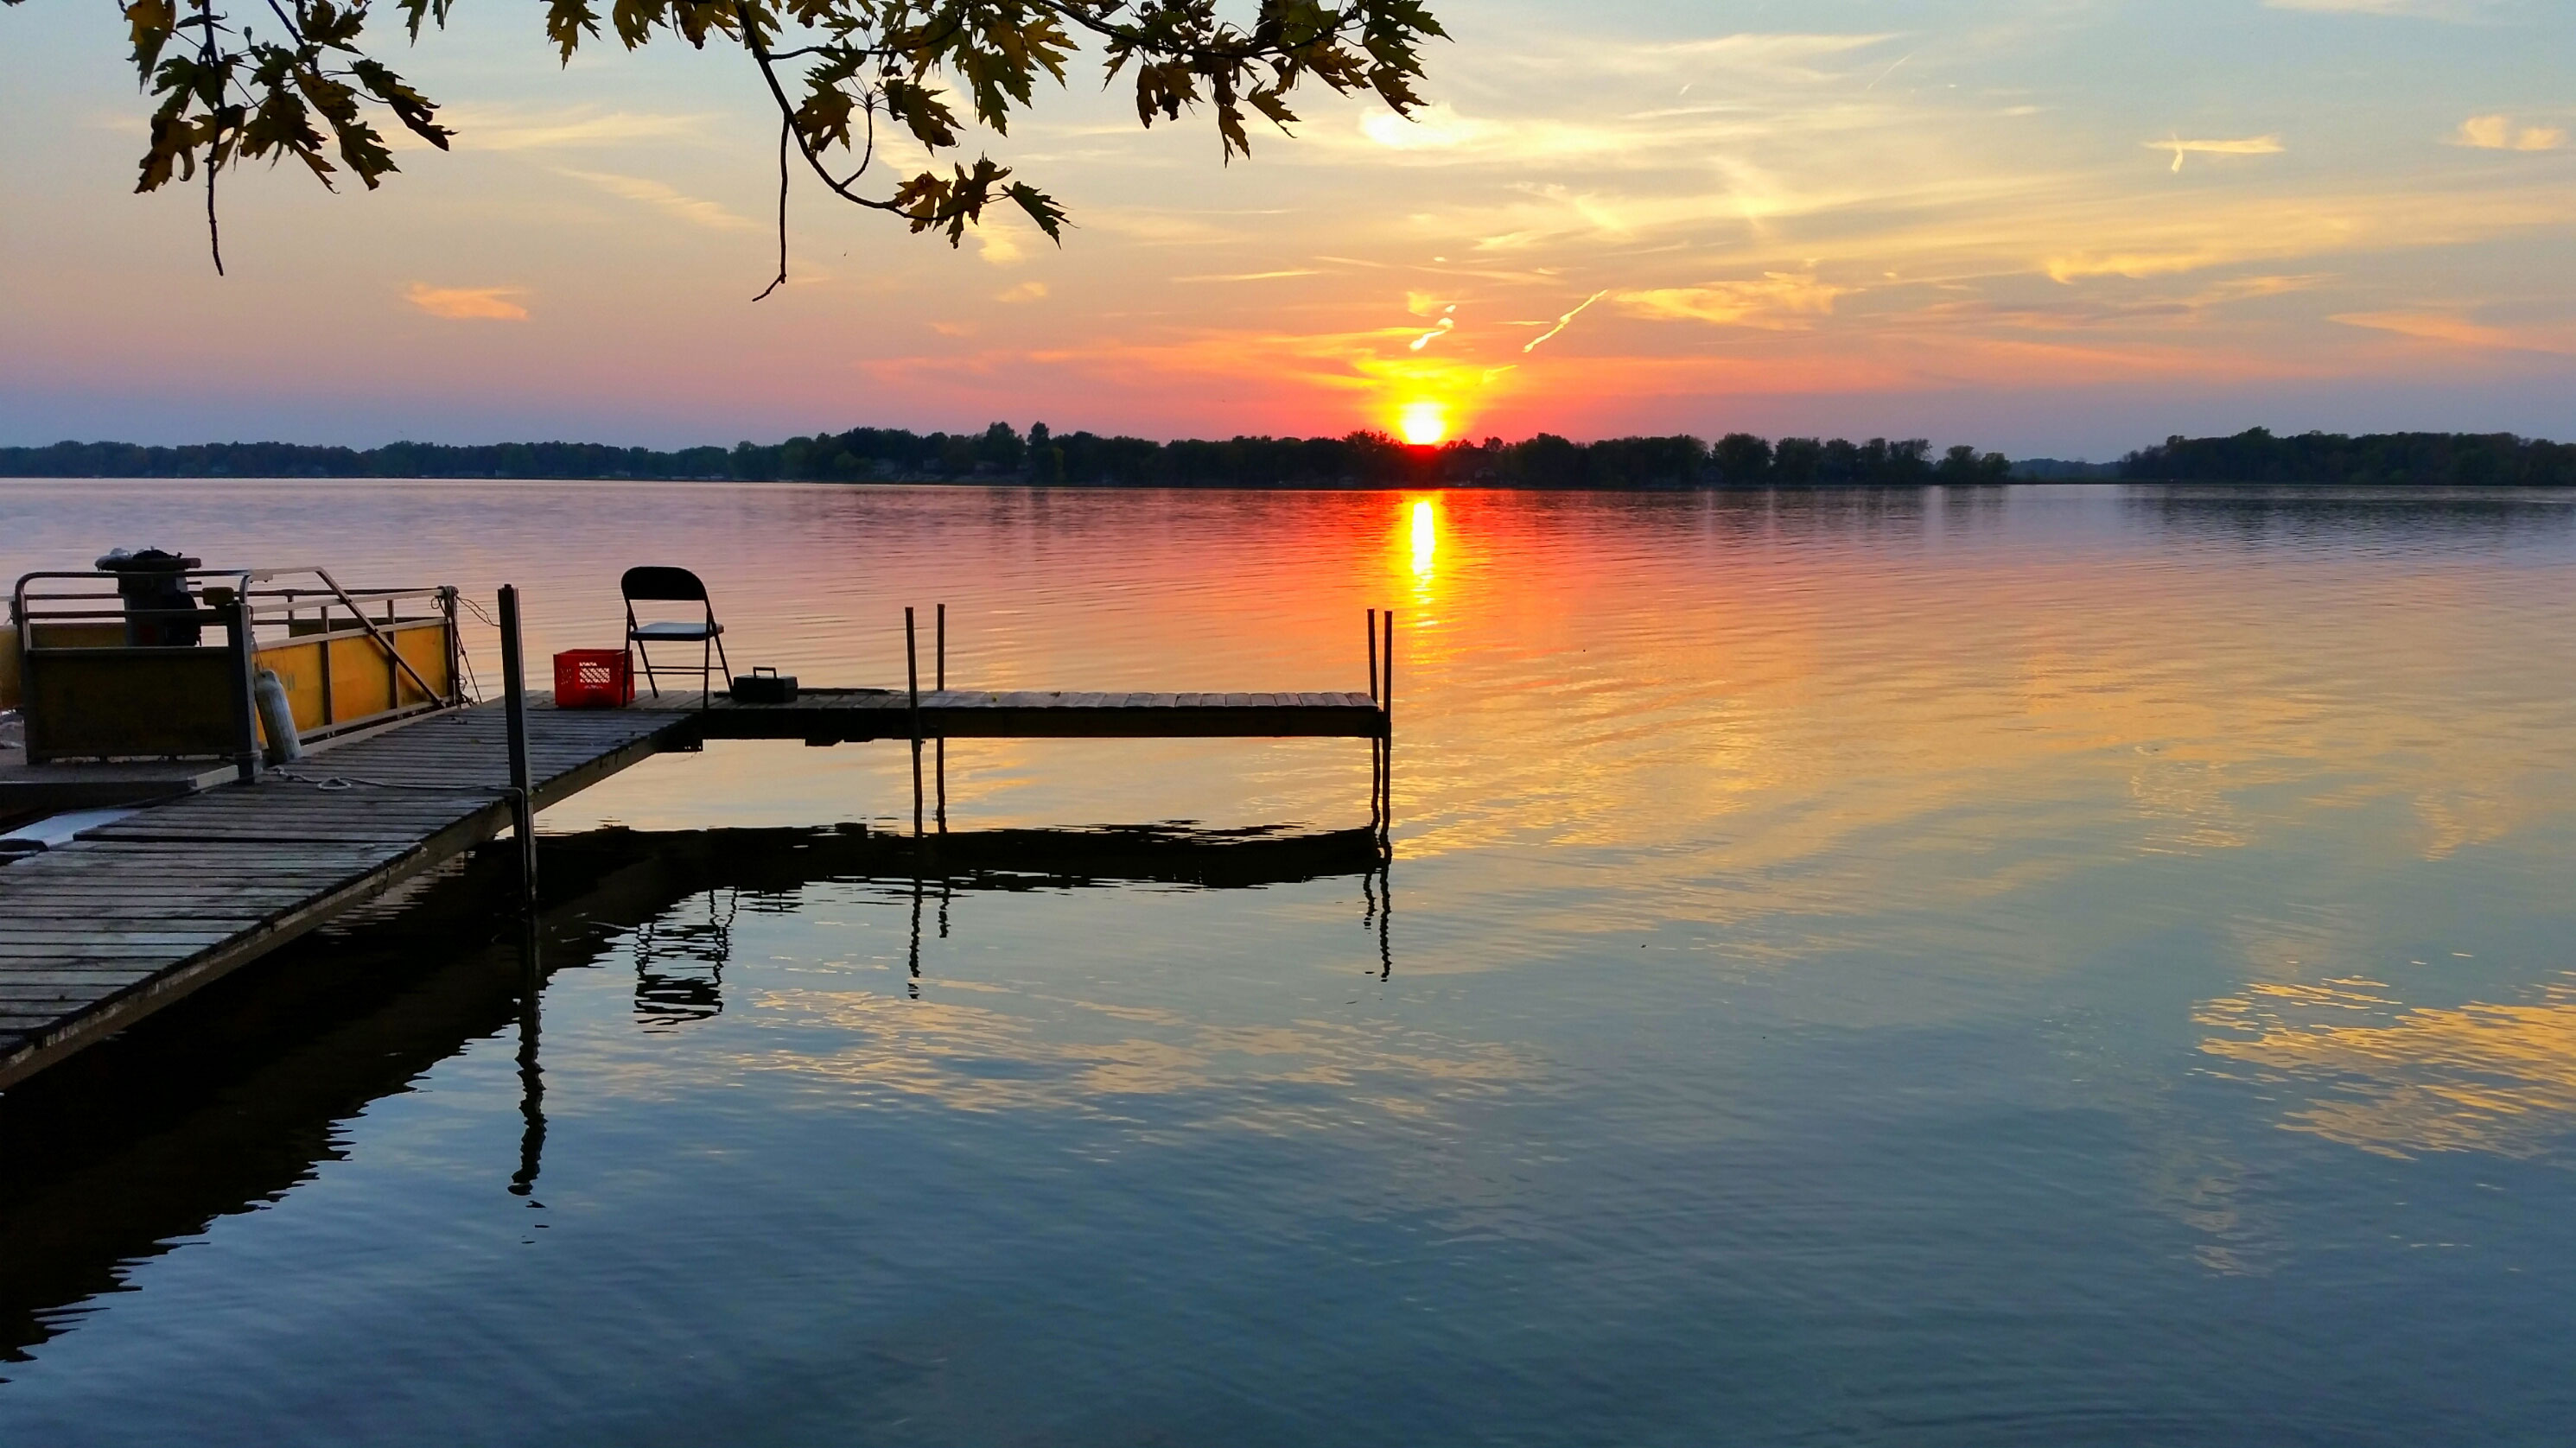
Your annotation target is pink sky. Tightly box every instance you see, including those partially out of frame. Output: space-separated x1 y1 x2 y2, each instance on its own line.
4 1 2572 457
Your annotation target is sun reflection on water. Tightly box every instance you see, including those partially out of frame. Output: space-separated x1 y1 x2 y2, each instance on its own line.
1409 499 1436 581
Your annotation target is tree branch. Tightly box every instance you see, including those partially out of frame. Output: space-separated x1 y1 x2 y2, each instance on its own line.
735 3 901 214
753 114 787 301
206 144 225 275
196 0 226 275
98 0 1447 288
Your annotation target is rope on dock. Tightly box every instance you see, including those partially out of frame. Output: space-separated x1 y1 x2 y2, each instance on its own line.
449 594 500 702
267 770 505 795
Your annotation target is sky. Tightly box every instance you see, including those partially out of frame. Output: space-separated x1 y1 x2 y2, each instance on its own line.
3 0 2572 457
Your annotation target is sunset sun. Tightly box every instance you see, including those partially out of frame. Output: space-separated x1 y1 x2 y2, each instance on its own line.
1397 402 1450 446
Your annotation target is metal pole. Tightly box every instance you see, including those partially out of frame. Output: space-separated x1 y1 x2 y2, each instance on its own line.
313 567 441 706
499 585 538 906
219 590 261 783
906 607 923 837
936 603 947 834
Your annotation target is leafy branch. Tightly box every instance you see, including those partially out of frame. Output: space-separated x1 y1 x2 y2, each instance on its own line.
19 0 1447 294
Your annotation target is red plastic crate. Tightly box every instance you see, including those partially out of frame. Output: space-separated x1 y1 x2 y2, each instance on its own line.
553 648 633 708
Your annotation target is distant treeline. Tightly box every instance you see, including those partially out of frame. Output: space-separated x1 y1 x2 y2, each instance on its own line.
0 426 2015 488
25 425 2559 487
2121 429 2576 486
2009 458 2121 480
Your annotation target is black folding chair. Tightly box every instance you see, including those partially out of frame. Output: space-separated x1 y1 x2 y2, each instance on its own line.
622 566 730 702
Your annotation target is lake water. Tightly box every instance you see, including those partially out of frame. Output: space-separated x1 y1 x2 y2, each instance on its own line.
3 481 2574 1445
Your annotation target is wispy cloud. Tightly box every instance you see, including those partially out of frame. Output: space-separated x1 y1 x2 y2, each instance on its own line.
429 106 713 153
1361 103 1492 151
403 284 527 321
2450 115 2567 151
1174 270 1321 283
1075 208 1248 250
2332 311 2576 353
1523 290 1608 352
1616 273 1850 328
2147 136 2287 173
557 169 760 232
975 223 1029 266
1408 302 1458 351
1555 31 1903 80
1911 276 2325 332
2265 0 2501 16
2038 181 2573 283
995 281 1049 303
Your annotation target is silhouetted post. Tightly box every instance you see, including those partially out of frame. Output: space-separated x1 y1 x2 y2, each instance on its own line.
907 871 925 999
499 585 537 906
1377 853 1392 980
1367 607 1379 702
1366 607 1381 829
936 602 947 834
1381 607 1394 846
511 917 545 1198
906 607 923 836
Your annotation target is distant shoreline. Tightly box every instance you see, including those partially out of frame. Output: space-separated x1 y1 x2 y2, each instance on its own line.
9 477 2572 498
3 427 2566 489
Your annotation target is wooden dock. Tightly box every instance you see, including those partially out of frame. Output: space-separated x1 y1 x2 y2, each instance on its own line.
0 687 1388 1088
695 687 1384 741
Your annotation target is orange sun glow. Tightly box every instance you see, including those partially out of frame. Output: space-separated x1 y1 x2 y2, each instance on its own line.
1397 402 1449 446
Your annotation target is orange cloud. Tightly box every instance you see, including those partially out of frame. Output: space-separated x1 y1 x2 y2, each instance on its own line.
2332 311 2576 354
1615 273 1850 328
402 284 529 321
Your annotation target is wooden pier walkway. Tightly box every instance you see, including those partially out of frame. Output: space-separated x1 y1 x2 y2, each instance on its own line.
0 688 1387 1087
696 687 1383 741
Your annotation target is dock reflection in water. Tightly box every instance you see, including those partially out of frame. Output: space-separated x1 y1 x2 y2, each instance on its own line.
0 821 1392 1367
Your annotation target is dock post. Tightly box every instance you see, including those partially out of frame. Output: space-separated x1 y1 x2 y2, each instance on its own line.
499 585 538 907
1366 608 1380 829
906 607 923 837
439 586 463 706
1381 607 1394 848
935 603 947 834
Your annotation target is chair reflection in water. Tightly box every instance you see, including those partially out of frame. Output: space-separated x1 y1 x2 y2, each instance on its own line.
632 888 738 1028
621 566 729 699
